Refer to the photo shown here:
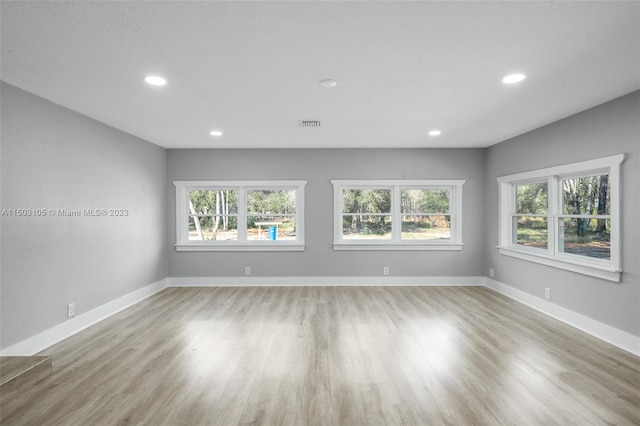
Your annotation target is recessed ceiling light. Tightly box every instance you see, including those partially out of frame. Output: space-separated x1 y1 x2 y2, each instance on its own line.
144 75 167 86
502 73 526 84
428 130 442 137
209 130 223 137
319 79 337 88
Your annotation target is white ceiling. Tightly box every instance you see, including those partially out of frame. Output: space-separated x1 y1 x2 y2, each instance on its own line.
1 1 639 149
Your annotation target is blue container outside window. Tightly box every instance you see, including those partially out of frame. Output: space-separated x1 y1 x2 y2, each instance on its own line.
268 226 277 240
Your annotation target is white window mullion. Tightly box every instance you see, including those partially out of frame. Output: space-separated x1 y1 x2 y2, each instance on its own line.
510 183 518 247
453 184 463 244
497 182 511 248
392 186 401 242
237 186 247 243
334 185 344 243
296 184 305 243
177 185 188 244
549 175 558 256
449 186 455 242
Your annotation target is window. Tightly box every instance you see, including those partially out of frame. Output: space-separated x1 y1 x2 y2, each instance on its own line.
497 154 625 282
174 181 306 251
331 180 464 250
513 182 549 250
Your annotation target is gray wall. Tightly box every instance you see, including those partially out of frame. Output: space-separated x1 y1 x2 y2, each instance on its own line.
484 91 640 336
0 82 168 349
167 148 486 278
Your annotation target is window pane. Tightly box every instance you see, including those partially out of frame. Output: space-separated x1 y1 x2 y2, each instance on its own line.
559 218 610 259
189 216 238 241
247 190 296 215
516 183 548 214
342 215 392 239
401 215 451 240
401 189 450 214
247 216 296 241
562 175 610 215
342 189 391 214
513 216 547 249
189 190 237 214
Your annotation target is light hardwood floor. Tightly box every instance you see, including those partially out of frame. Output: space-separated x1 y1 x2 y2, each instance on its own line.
1 286 639 425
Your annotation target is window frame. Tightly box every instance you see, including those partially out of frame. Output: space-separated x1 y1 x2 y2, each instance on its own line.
331 180 465 251
511 179 550 252
497 154 625 282
174 180 306 251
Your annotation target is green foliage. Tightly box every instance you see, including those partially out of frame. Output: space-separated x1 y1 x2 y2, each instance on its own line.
342 189 391 214
516 183 548 214
516 175 610 240
341 189 452 236
189 190 238 214
401 189 449 214
341 190 390 234
562 175 609 237
248 190 295 215
188 189 297 240
189 190 239 239
247 215 257 229
343 215 390 235
189 190 215 214
562 175 609 215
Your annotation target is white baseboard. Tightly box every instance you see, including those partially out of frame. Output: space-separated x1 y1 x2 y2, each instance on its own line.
0 278 168 356
167 276 486 287
485 278 640 356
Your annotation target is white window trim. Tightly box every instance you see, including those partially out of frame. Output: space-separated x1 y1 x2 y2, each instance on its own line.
174 180 306 252
497 154 625 282
331 180 465 251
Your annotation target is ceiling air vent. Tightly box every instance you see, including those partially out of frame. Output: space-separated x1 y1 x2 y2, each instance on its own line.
298 120 322 128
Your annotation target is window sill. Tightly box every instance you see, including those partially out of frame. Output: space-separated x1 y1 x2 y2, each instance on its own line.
497 246 621 282
176 243 305 252
334 242 464 251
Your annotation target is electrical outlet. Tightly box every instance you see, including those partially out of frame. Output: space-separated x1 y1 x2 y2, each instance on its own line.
383 266 389 276
545 287 551 300
489 268 495 278
67 303 75 318
245 266 251 275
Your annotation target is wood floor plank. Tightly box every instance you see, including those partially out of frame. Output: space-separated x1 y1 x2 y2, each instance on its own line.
1 286 639 425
